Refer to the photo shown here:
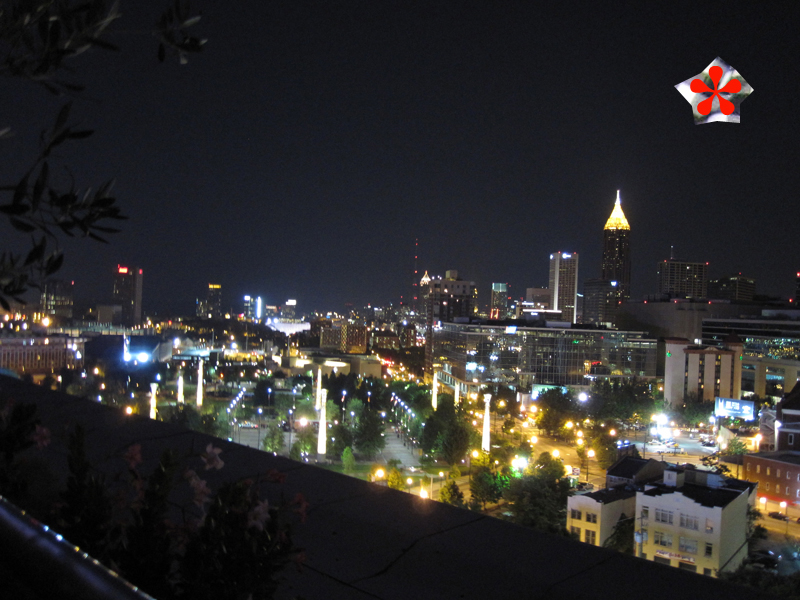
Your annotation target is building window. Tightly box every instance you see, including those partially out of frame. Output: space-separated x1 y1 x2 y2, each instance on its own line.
570 509 582 520
703 568 712 576
586 513 598 524
778 469 782 478
777 485 781 494
680 514 699 530
766 483 771 491
641 507 649 521
767 467 771 476
790 434 796 446
705 543 713 557
654 531 673 547
571 526 580 537
747 464 751 472
585 530 596 545
757 465 761 474
789 472 792 480
705 519 714 533
653 556 670 565
680 537 698 554
655 509 674 524
678 562 697 573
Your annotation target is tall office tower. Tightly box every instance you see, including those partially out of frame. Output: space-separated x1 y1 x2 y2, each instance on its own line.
40 279 74 318
112 265 143 326
490 283 508 319
243 295 259 320
207 284 222 317
525 287 551 308
602 190 631 301
583 278 621 326
708 274 755 301
796 272 800 304
657 258 708 299
424 270 478 374
549 252 579 324
282 299 297 320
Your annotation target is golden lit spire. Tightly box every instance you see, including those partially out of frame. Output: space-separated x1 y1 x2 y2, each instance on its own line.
604 190 630 230
420 270 431 286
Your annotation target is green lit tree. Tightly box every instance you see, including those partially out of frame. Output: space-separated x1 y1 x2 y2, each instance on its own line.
439 480 465 508
469 466 502 510
341 447 356 473
261 421 284 453
603 513 635 554
387 468 405 491
354 409 385 459
723 437 749 478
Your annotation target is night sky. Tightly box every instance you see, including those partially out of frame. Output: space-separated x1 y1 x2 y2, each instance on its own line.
3 1 800 316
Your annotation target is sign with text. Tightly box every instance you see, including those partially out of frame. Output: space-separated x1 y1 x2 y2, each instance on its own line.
715 397 755 420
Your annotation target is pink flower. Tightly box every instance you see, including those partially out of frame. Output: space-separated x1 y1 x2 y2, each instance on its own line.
247 500 271 531
123 444 142 470
31 425 51 449
200 444 224 470
184 469 212 507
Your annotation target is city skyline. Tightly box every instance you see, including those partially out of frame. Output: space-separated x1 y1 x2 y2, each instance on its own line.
3 2 800 315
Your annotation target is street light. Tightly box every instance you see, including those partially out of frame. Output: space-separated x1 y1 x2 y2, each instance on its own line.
586 449 596 482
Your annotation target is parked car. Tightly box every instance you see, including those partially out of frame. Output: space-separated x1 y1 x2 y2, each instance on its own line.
768 511 790 521
751 549 781 561
749 556 780 570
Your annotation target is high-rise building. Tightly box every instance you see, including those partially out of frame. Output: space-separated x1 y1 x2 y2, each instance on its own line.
657 259 708 299
282 299 297 320
549 252 579 324
112 265 143 326
795 271 800 304
424 269 478 376
40 279 74 319
583 278 621 326
602 190 631 301
490 283 508 319
708 275 755 302
197 283 223 318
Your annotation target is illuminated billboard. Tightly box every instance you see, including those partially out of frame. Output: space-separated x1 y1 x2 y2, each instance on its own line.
714 397 755 420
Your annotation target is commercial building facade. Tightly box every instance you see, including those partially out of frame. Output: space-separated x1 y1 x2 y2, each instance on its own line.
601 191 631 301
549 252 579 324
663 336 744 406
112 265 143 326
431 321 656 393
657 259 708 299
637 468 755 577
0 335 86 377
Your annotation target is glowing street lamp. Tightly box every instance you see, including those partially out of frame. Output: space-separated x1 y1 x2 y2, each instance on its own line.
586 449 595 482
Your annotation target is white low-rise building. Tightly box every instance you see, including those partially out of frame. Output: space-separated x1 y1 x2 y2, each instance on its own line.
637 467 756 576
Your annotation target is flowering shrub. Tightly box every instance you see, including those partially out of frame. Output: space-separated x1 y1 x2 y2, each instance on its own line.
0 399 304 600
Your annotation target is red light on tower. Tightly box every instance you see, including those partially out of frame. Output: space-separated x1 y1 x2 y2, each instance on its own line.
118 266 128 274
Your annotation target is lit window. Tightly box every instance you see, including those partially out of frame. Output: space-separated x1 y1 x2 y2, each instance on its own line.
790 434 796 446
655 509 674 524
705 519 714 534
767 467 771 476
778 469 782 478
757 465 761 474
680 514 699 530
654 531 673 547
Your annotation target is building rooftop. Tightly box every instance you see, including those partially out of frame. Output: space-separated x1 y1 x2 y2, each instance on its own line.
583 486 637 504
0 375 776 600
747 450 800 466
643 482 746 509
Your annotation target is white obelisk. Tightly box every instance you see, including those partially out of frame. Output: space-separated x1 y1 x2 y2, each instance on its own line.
177 373 184 404
482 393 492 452
149 383 158 419
315 367 322 410
454 384 460 406
317 389 328 456
432 372 438 411
196 359 204 408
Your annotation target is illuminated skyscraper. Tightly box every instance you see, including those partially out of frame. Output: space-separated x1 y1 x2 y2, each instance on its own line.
490 283 508 319
549 252 579 324
657 259 708 299
40 279 74 319
112 265 143 326
602 190 631 301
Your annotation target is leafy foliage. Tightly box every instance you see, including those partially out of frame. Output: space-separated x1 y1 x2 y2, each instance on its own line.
328 422 354 458
341 446 355 473
354 409 385 459
603 513 634 554
261 420 284 453
504 451 572 535
439 479 465 508
0 0 205 308
387 467 404 491
469 465 503 510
